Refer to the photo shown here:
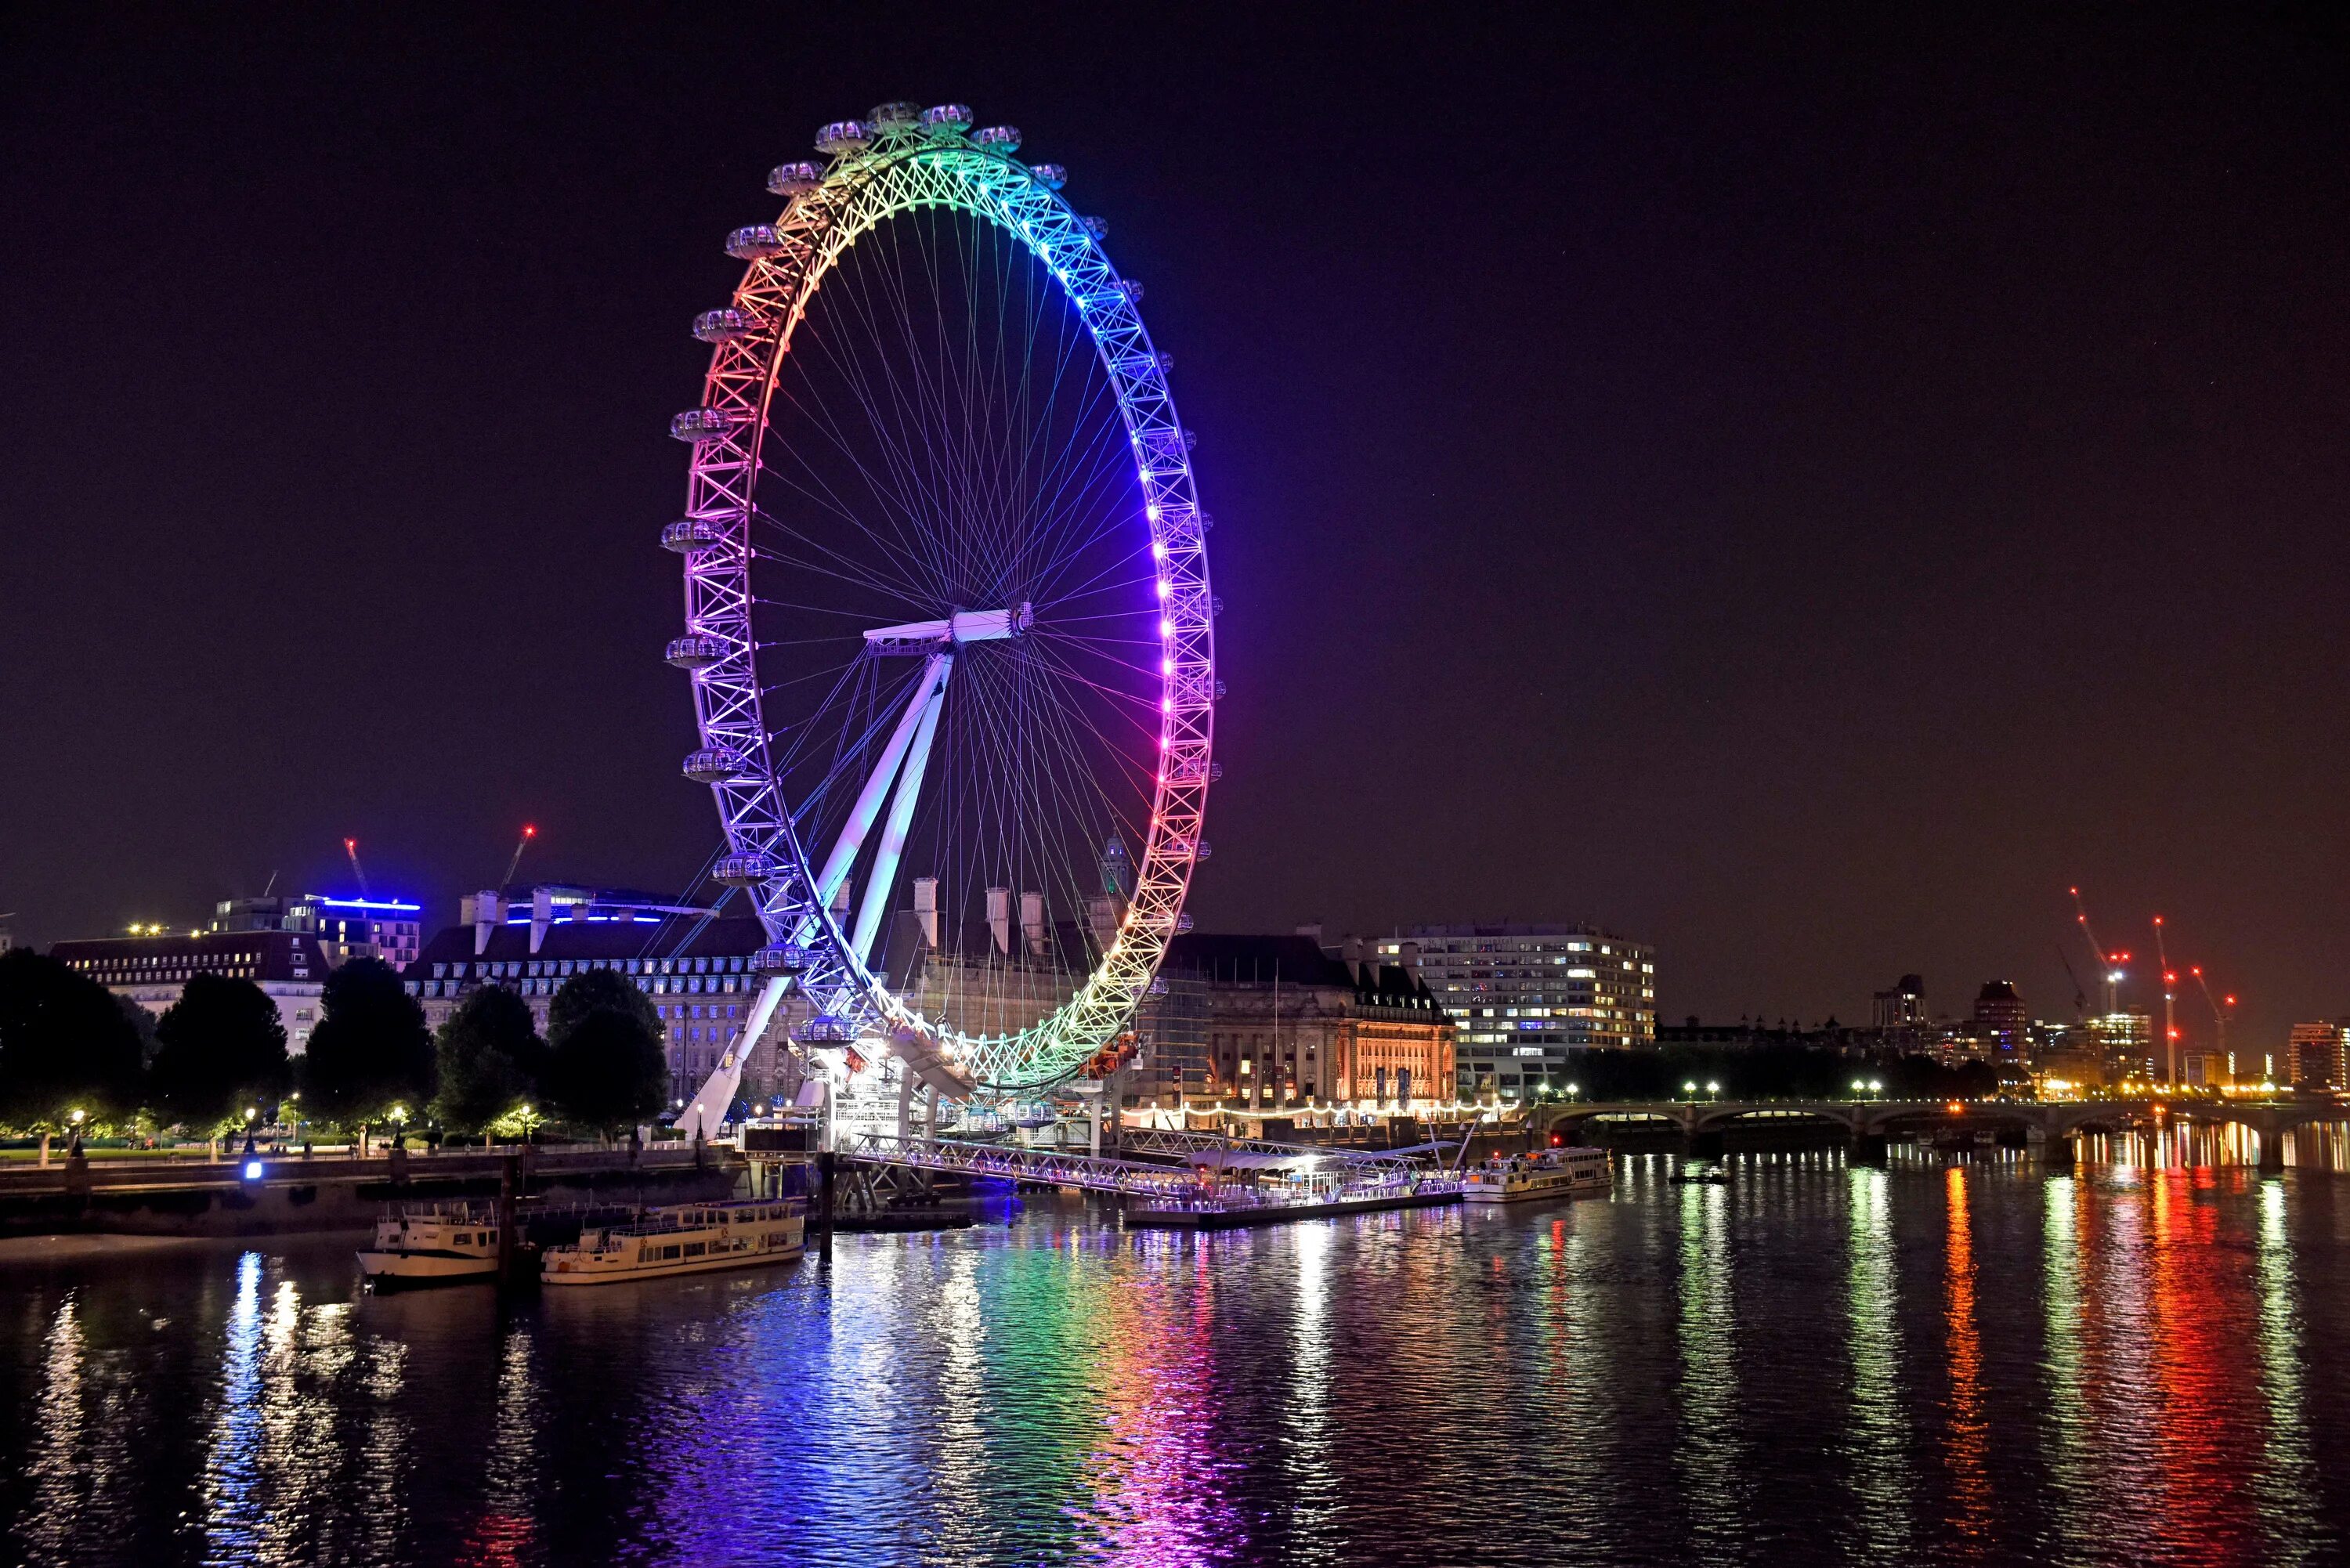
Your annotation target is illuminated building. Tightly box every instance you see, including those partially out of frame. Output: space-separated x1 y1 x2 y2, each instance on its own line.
2285 1021 2348 1090
408 887 775 1104
52 930 332 1051
1870 974 1930 1051
212 892 423 970
1167 934 1454 1111
1970 981 2028 1063
2090 1009 2154 1080
1350 923 1656 1097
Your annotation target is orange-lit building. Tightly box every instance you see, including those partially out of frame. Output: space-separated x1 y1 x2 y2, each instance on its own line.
1163 934 1455 1111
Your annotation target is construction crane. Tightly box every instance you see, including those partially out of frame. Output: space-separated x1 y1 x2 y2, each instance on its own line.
501 823 537 887
2189 965 2236 1080
2056 945 2090 1018
2153 916 2178 1086
2069 886 2126 1016
343 837 371 897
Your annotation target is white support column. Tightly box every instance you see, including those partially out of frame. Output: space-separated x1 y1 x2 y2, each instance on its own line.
852 658 953 965
678 974 792 1142
812 653 949 912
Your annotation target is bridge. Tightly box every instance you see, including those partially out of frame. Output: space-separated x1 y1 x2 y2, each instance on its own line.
1531 1095 2347 1171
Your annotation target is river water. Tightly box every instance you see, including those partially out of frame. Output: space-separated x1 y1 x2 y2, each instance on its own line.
5 1140 2348 1566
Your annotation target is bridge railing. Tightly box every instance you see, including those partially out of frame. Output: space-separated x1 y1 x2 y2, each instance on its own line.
838 1133 1450 1206
1112 1125 1415 1173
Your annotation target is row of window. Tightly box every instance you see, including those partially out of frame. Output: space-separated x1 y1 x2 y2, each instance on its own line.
428 954 754 981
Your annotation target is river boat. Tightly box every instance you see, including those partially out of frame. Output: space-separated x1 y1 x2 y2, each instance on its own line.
540 1198 805 1287
1461 1147 1612 1203
357 1203 504 1288
1669 1169 1729 1186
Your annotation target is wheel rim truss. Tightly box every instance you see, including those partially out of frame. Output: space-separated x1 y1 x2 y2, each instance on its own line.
675 120 1213 1097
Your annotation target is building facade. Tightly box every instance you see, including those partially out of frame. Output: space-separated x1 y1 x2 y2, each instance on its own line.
1350 923 1656 1098
213 892 424 970
1971 981 2029 1064
405 885 779 1107
52 930 333 1052
1167 934 1454 1111
2286 1021 2348 1090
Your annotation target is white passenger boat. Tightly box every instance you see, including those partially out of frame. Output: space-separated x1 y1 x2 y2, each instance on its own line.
356 1203 503 1288
1461 1147 1612 1203
540 1198 806 1287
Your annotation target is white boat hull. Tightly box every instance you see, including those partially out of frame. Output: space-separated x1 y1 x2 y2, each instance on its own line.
543 1242 804 1287
541 1198 808 1288
1462 1176 1610 1203
357 1251 499 1285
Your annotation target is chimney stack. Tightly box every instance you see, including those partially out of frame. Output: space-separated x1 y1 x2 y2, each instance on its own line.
986 886 1011 956
913 876 939 948
1021 891 1048 957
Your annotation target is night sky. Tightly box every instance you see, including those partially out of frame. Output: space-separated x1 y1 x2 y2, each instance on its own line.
5 7 2346 1050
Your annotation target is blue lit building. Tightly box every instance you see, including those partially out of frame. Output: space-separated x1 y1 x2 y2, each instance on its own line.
212 892 424 970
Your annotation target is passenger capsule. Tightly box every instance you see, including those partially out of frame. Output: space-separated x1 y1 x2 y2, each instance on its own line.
1119 279 1144 303
795 1013 854 1044
712 852 776 886
814 120 870 155
692 308 750 343
1081 215 1108 239
1029 162 1067 190
766 161 822 196
664 634 727 670
972 125 1022 154
670 408 738 443
748 944 807 977
726 225 787 260
681 746 748 784
921 103 973 135
1174 912 1195 934
661 517 727 552
867 101 922 132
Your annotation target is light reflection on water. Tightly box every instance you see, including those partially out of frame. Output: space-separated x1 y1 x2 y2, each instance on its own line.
3 1155 2348 1566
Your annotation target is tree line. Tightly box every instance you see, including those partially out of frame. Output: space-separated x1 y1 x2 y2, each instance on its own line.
0 948 674 1144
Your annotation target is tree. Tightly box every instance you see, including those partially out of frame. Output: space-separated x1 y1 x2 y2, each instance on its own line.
300 957 434 1143
547 967 661 1046
0 948 144 1136
542 970 666 1139
148 974 291 1135
431 985 547 1136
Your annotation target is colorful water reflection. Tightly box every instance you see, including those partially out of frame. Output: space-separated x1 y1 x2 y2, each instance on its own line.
2 1162 2348 1566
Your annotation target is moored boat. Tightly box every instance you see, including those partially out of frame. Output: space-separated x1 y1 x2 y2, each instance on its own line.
1461 1147 1611 1203
357 1202 504 1288
541 1198 806 1287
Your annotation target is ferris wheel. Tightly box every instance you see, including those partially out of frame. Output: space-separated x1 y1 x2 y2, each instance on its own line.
665 102 1215 1118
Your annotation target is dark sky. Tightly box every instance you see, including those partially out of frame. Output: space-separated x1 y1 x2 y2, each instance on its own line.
5 6 2346 1050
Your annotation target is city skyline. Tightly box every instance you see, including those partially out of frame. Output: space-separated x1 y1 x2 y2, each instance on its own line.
5 9 2345 1054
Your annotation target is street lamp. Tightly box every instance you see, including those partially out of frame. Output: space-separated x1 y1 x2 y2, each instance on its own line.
1867 1079 1882 1094
1683 1080 1698 1100
1705 1080 1720 1099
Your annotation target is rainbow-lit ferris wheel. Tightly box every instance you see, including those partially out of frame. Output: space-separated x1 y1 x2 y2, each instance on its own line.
664 102 1214 1111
